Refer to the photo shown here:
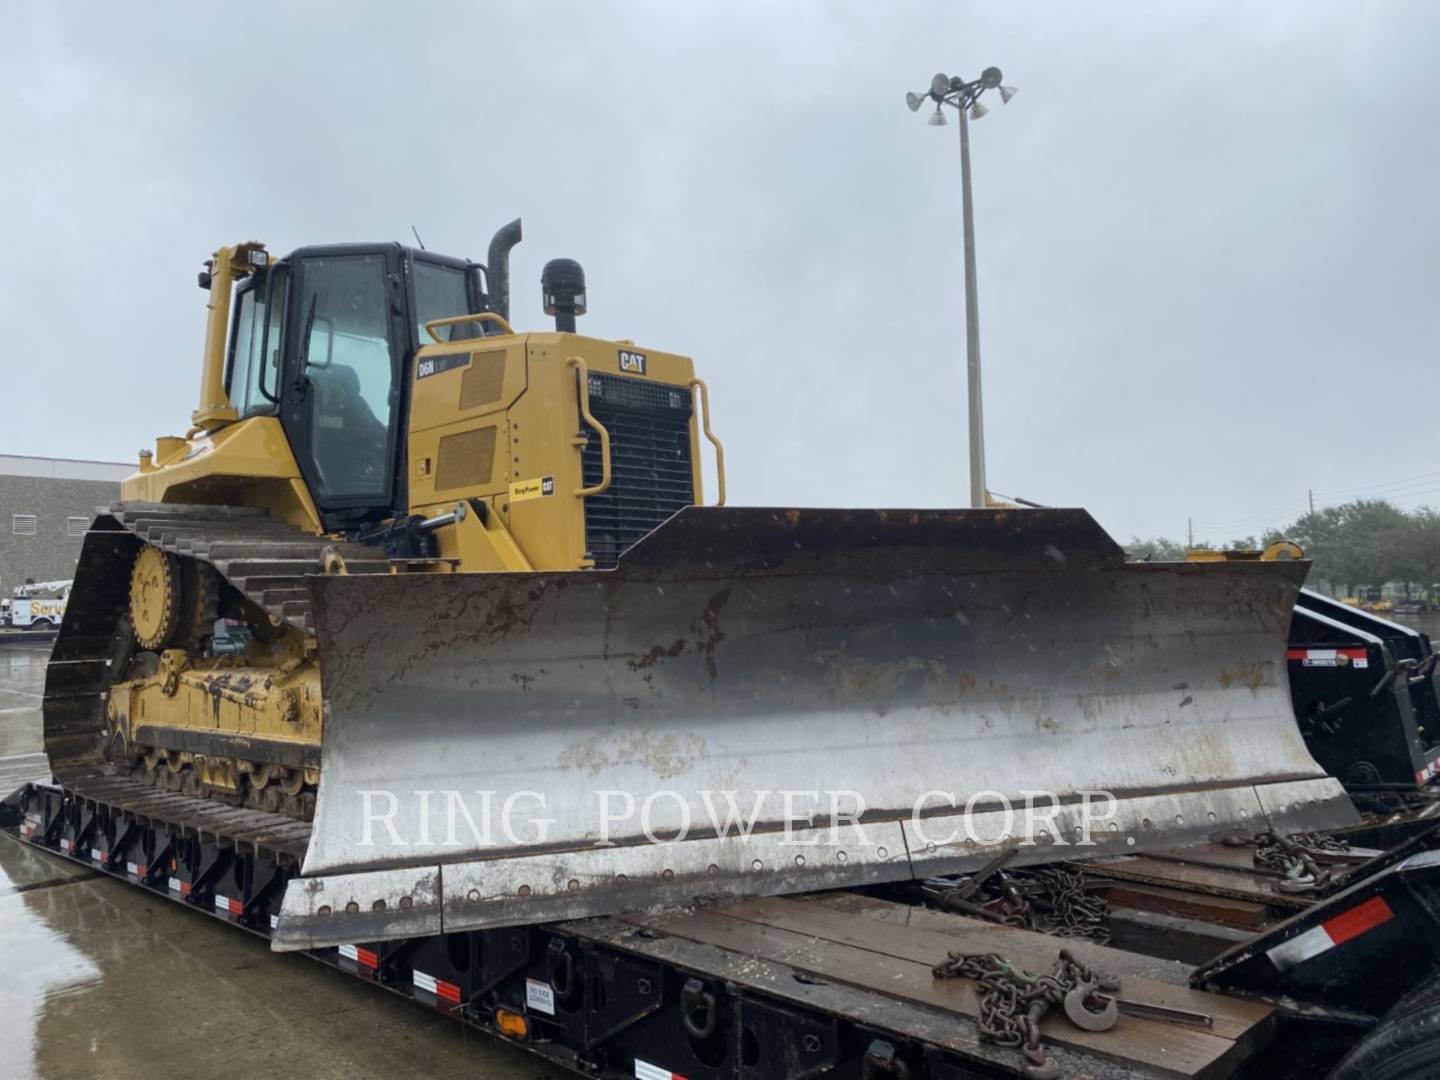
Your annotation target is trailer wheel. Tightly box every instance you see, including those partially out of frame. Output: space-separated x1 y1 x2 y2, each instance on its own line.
1329 1007 1440 1079
1386 970 1440 1022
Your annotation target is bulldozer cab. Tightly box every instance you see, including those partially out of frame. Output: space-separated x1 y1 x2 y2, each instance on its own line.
224 244 487 528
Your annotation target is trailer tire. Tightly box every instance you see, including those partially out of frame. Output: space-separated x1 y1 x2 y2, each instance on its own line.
1328 1006 1440 1080
1385 970 1440 1022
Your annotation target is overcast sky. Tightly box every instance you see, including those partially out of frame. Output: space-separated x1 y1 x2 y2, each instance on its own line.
3 2 1436 544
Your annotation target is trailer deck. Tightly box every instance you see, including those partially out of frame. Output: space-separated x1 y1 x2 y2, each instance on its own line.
580 896 1274 1079
0 784 1270 1080
10 761 1440 1079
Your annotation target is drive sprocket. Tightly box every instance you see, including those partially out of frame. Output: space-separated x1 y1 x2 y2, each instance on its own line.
129 545 183 649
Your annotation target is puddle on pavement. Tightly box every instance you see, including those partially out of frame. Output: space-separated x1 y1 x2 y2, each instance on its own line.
0 841 103 1080
0 837 549 1080
0 645 49 756
0 836 95 896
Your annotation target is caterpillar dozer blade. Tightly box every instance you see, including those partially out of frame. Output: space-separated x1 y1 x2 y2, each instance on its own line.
272 506 1355 950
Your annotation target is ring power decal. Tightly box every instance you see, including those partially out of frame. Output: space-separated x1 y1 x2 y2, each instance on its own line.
509 475 556 502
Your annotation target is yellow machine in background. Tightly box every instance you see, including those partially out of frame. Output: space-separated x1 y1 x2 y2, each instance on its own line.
1185 540 1305 563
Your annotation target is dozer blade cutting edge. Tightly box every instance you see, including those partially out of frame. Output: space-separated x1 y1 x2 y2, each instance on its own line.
272 507 1355 950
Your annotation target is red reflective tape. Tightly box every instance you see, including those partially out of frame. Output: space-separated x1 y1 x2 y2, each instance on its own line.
136 864 148 877
357 947 380 970
1286 647 1368 662
436 979 462 1004
1322 895 1393 946
230 898 244 915
180 880 192 896
635 1061 690 1080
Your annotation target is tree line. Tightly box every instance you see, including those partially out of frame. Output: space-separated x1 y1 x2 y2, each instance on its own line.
1128 500 1440 596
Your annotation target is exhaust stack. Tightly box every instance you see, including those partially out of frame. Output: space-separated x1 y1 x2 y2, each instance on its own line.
486 218 523 322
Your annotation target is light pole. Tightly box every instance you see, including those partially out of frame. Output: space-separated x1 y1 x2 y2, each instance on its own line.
906 68 1016 508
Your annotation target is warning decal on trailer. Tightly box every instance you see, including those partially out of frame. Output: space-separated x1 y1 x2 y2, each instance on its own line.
1266 895 1394 970
1285 647 1368 669
525 977 556 1015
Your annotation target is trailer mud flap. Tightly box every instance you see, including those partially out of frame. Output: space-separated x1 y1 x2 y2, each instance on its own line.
273 507 1354 950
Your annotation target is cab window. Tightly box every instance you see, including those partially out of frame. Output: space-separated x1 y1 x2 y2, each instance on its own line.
296 254 396 500
226 268 286 418
413 260 473 344
258 266 287 403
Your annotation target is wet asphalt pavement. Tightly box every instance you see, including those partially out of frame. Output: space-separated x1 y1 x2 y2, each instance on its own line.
0 644 552 1080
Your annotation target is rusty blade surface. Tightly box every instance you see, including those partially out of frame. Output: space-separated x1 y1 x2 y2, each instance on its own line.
277 507 1354 949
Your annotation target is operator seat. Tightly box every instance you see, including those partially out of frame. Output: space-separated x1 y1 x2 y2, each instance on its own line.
307 363 389 491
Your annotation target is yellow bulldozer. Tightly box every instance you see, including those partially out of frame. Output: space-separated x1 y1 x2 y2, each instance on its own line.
44 221 1352 949
91 223 720 820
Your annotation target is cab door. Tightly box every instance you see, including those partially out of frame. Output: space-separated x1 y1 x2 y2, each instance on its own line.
280 246 409 526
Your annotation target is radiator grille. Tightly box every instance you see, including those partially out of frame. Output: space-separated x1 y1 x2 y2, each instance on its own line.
581 372 694 568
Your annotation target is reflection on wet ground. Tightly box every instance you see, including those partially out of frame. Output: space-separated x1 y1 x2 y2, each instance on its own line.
0 645 48 757
0 646 551 1080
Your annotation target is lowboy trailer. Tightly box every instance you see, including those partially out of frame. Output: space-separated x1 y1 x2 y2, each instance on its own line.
7 756 1440 1080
